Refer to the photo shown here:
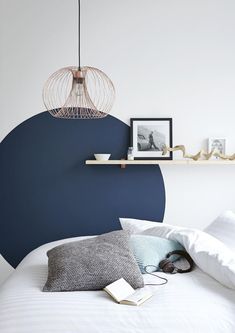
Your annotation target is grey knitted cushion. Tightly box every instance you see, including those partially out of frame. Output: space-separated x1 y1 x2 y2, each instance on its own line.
43 230 144 292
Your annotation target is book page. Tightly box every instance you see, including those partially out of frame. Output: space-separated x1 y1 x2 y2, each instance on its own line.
122 289 152 305
104 278 135 303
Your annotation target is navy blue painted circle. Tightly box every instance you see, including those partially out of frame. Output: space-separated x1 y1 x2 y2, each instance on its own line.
0 112 165 267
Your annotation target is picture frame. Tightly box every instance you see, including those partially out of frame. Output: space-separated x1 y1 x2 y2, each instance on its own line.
130 118 173 160
208 138 226 157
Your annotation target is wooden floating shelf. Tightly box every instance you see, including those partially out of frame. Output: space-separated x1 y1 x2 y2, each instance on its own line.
86 159 235 167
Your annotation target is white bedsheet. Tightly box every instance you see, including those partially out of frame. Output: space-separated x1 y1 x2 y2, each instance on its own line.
0 236 234 333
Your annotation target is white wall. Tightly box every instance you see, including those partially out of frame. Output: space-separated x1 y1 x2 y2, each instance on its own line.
1 0 235 275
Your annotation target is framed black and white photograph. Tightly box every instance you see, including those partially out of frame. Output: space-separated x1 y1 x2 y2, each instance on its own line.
208 138 226 156
130 118 173 160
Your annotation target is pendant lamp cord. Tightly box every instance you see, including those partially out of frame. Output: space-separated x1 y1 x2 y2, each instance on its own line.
78 0 81 70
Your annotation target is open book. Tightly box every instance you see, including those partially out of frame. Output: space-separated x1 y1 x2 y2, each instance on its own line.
104 278 152 306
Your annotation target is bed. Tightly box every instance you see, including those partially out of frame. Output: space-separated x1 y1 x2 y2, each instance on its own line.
0 114 235 332
0 232 234 333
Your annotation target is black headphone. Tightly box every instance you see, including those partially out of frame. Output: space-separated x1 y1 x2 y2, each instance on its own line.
159 250 194 274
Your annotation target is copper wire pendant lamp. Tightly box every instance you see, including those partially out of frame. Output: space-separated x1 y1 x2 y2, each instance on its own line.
43 0 115 119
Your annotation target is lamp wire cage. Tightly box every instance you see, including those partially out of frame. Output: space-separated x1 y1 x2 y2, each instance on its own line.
42 0 115 119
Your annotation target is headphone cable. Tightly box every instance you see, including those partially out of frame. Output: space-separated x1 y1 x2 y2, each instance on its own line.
143 265 168 286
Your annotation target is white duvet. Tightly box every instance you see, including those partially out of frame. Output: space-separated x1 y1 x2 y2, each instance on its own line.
0 233 235 333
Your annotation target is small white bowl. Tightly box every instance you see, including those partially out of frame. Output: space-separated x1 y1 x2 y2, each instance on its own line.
94 154 111 161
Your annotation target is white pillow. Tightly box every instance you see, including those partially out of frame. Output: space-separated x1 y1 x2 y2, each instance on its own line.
204 211 235 252
119 218 164 234
120 217 235 289
141 224 235 290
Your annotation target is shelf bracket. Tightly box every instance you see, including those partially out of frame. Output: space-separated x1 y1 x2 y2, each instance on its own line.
120 158 126 169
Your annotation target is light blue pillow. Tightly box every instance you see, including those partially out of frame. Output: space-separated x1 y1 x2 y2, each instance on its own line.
130 235 185 273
